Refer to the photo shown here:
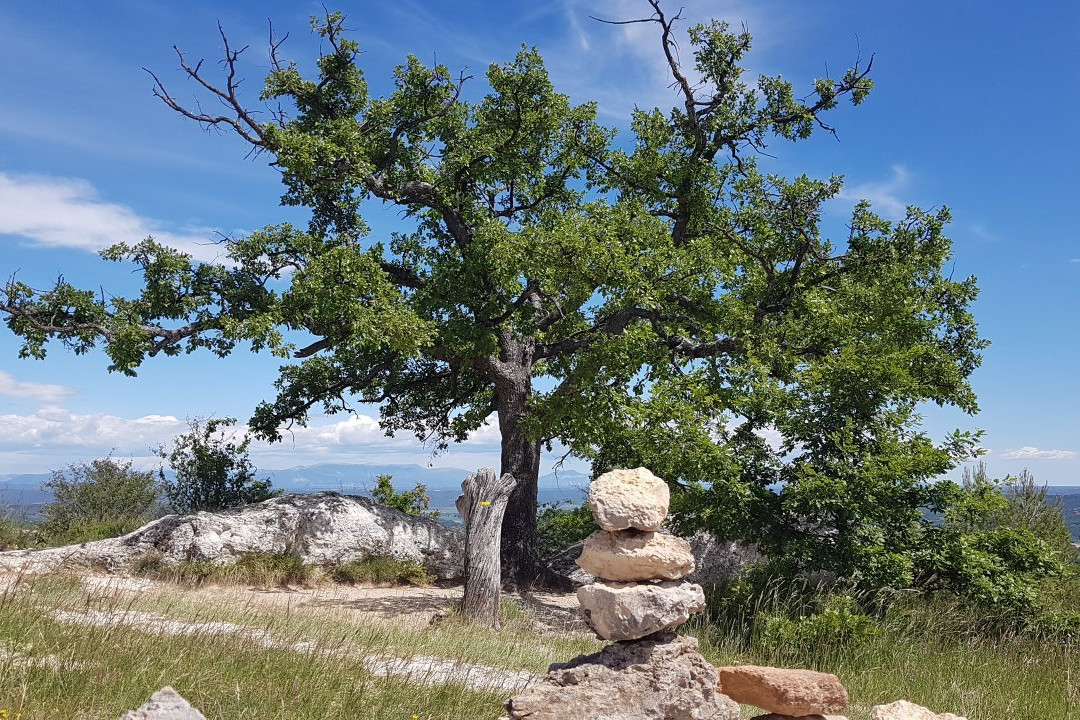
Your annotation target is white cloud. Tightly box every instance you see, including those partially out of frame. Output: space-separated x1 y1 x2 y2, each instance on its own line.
838 164 911 220
0 408 184 450
0 172 226 262
999 446 1076 461
0 371 75 405
0 406 503 474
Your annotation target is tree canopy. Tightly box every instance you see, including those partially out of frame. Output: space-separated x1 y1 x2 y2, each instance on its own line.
0 2 986 586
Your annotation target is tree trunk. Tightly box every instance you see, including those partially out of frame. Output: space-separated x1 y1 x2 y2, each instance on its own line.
498 386 548 587
456 467 516 627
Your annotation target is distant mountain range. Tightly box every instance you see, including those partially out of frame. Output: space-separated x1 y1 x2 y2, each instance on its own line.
0 462 592 519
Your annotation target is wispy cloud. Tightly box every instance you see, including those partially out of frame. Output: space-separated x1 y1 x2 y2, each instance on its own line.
999 446 1076 461
838 164 911 220
0 371 75 406
0 172 226 262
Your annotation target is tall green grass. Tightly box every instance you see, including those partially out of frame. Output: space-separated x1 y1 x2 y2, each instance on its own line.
0 578 505 720
686 579 1079 719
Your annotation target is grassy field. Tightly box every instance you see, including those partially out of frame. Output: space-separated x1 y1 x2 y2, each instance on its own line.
0 573 1076 719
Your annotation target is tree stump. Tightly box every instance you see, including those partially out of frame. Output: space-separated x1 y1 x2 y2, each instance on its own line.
456 467 517 627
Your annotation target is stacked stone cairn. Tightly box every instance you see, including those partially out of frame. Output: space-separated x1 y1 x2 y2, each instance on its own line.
507 467 740 720
576 467 705 642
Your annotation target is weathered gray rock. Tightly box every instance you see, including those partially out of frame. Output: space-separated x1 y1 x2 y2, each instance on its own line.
507 633 739 720
871 700 967 720
577 580 705 641
752 715 849 720
577 530 695 581
0 492 463 580
119 686 206 720
545 540 596 587
717 666 848 716
588 467 669 532
684 533 764 587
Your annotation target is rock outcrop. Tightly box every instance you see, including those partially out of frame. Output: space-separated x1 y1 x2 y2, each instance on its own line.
577 529 695 581
871 700 967 720
0 492 463 580
577 580 706 641
717 666 848 716
587 467 669 532
506 634 738 720
118 687 206 720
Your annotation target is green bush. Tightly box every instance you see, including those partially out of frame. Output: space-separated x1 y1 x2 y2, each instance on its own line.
329 556 431 586
370 475 439 520
40 457 161 536
536 501 596 558
157 417 278 513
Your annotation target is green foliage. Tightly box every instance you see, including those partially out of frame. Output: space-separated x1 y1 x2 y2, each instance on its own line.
915 465 1075 620
370 474 439 520
40 457 161 535
329 556 432 586
757 593 880 650
157 417 279 513
536 501 597 558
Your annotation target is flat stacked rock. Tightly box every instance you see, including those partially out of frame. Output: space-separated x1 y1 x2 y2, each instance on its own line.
717 665 849 719
576 467 704 642
507 468 737 720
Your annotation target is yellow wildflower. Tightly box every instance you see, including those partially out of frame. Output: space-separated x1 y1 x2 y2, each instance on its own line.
478 500 491 507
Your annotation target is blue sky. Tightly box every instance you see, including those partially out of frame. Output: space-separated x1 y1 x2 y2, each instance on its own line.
0 1 1076 484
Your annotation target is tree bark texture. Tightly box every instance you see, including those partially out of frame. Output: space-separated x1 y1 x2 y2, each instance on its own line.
457 467 517 627
497 390 543 589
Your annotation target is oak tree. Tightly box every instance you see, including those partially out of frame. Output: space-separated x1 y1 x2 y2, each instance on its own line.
0 3 984 586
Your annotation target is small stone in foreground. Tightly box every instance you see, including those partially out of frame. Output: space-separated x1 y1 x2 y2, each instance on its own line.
507 633 739 720
717 665 848 716
871 700 967 720
118 686 206 720
588 467 669 532
577 580 706 641
577 529 695 581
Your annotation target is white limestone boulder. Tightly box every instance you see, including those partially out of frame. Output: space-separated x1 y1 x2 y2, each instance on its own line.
577 580 705 641
577 530 694 581
588 467 669 532
0 493 463 580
